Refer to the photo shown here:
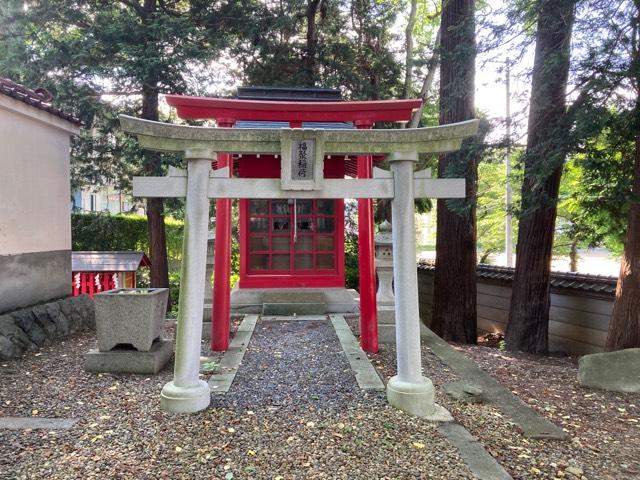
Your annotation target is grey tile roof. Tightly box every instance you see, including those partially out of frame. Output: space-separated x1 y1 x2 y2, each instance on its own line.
0 77 80 125
417 261 618 295
72 251 150 272
235 120 353 129
237 86 342 102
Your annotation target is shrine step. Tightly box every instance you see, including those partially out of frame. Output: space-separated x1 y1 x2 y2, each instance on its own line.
231 287 359 314
261 291 326 316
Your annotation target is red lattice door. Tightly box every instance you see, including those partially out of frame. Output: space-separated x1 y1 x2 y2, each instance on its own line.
239 198 344 288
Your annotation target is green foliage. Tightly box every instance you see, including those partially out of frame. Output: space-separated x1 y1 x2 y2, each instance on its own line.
554 159 592 257
344 200 360 290
0 1 233 190
167 270 182 319
71 212 184 260
344 235 360 291
476 154 520 264
560 109 636 256
232 0 404 99
200 361 219 373
135 268 181 318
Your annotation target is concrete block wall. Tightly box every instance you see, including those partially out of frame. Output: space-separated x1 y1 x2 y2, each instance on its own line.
0 295 95 360
417 266 614 355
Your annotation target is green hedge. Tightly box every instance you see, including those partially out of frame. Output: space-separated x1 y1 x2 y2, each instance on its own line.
71 212 184 260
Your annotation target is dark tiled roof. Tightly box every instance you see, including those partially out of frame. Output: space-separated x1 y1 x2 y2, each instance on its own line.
237 86 342 102
0 77 80 125
72 251 151 272
417 261 618 295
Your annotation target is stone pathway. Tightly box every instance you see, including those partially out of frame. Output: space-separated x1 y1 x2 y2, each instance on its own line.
0 417 77 430
329 314 385 391
421 328 568 440
208 314 258 394
208 315 515 479
438 422 513 480
209 315 386 411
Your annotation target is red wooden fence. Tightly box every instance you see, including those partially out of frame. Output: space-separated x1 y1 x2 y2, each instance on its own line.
71 272 135 298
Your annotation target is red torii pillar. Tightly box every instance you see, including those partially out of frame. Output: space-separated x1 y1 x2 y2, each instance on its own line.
211 118 235 351
356 120 378 353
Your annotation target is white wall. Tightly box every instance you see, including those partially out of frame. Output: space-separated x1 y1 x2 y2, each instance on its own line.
0 95 78 256
0 94 79 312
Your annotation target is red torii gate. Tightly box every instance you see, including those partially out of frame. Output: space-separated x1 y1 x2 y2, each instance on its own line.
165 93 422 353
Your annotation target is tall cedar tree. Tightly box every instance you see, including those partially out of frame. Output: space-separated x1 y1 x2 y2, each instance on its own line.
302 0 326 86
606 1 640 351
506 0 576 353
7 0 238 292
431 0 478 343
237 0 402 100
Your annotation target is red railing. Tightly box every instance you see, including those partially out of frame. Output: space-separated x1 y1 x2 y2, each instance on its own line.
71 272 124 298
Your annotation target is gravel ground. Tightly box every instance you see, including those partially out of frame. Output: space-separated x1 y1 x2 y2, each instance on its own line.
363 322 640 480
212 319 384 410
0 317 474 480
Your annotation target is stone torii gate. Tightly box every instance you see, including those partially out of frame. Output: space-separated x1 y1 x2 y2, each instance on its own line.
120 115 478 418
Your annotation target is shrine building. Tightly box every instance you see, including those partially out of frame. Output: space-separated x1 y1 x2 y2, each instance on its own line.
165 87 422 352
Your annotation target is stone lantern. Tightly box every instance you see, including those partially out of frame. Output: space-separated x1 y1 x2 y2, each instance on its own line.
202 220 215 340
375 220 396 342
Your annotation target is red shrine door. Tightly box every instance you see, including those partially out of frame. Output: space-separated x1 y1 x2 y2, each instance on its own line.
239 198 345 288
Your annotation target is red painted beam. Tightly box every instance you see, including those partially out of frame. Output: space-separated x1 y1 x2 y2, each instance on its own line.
165 95 421 124
356 122 378 353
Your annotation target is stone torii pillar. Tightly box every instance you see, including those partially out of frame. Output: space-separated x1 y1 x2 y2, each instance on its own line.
386 152 447 418
120 115 478 416
160 149 212 412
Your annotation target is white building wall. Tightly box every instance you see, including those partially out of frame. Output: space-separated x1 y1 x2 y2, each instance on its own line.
0 96 78 255
0 94 79 312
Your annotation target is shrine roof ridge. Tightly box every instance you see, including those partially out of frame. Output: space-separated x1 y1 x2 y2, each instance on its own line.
165 94 422 123
119 115 479 156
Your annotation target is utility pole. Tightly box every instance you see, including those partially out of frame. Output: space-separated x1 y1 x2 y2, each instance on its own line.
505 58 513 267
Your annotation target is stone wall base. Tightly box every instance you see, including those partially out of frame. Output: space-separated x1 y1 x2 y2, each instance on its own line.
0 295 94 360
0 250 71 313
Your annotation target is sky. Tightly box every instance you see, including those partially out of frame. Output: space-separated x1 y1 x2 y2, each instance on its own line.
474 0 535 145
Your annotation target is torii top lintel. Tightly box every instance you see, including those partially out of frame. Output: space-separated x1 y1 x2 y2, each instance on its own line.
164 94 422 125
118 115 479 156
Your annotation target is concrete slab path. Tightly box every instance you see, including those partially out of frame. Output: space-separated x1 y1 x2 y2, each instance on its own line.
0 417 78 430
330 314 385 391
439 423 513 480
208 314 259 394
421 328 568 440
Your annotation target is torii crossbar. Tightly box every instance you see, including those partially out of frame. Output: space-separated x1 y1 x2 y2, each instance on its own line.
120 114 479 417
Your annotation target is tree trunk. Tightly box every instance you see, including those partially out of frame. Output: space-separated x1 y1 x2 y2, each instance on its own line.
605 4 640 350
408 28 441 128
506 0 576 353
606 131 640 350
569 239 578 272
140 1 170 292
431 0 478 344
141 83 169 291
402 0 418 99
303 0 322 86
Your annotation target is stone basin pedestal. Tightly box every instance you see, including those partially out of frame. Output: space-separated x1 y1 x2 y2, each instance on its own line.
84 288 172 374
